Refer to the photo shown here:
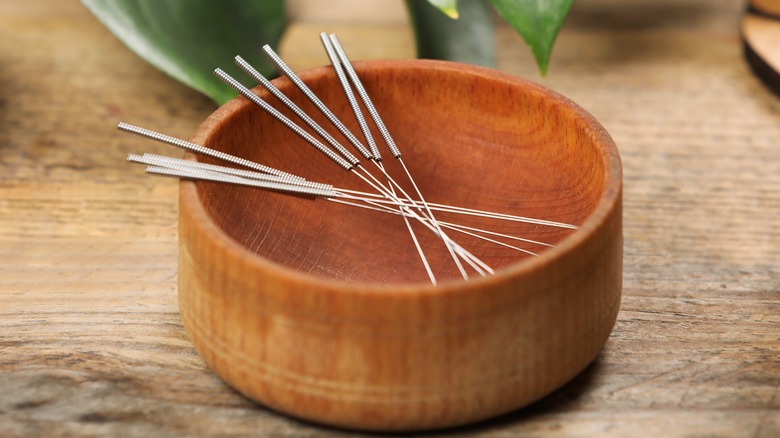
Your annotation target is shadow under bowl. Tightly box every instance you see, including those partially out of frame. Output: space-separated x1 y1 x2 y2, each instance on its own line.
178 59 622 432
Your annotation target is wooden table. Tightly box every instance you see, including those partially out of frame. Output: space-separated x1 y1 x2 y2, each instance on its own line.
1 0 778 436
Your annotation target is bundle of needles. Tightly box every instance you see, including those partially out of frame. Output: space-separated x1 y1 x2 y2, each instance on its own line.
122 33 577 286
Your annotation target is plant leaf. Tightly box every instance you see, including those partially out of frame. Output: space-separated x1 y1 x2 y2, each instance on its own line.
426 0 460 19
490 0 573 75
81 0 285 105
406 0 494 67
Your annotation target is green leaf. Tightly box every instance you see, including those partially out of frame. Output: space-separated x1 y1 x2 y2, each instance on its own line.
406 0 494 67
81 0 285 105
490 0 573 75
426 0 460 19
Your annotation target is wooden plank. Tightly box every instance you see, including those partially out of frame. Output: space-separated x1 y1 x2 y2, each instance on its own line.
1 0 779 436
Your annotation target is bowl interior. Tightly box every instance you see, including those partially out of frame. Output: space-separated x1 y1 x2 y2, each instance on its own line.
192 61 607 285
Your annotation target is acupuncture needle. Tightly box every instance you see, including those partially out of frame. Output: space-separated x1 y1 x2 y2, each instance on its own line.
333 189 577 229
329 195 556 248
329 197 539 256
127 153 333 191
262 44 373 160
328 34 471 280
317 33 380 159
118 122 306 182
139 164 338 198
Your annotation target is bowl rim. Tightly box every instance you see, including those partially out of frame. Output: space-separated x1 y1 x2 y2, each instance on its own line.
181 58 622 298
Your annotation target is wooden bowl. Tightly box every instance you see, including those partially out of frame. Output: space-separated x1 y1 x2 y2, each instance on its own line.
178 59 622 432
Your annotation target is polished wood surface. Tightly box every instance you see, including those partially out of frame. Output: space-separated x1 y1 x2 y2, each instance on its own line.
178 60 621 430
751 0 780 16
1 0 778 436
743 0 780 95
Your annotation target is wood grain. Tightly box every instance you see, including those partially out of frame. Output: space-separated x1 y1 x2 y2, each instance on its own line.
1 0 779 436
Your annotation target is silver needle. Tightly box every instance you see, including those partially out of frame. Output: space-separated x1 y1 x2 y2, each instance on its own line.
262 44 372 160
127 153 331 191
139 164 337 198
118 122 305 181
